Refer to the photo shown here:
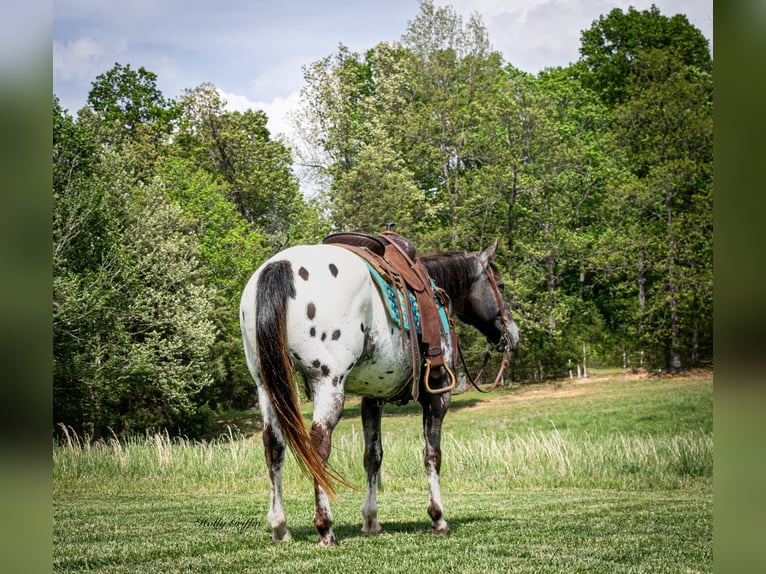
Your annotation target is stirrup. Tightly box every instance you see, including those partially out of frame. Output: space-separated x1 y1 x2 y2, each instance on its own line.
423 358 457 395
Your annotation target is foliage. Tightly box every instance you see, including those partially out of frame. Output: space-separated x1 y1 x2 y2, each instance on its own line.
53 100 220 437
175 83 304 251
579 4 712 105
53 66 309 437
87 63 179 141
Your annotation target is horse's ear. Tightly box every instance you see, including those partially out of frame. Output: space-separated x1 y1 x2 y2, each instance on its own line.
478 239 499 267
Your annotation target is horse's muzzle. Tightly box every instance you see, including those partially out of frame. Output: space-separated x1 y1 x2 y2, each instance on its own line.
497 316 520 352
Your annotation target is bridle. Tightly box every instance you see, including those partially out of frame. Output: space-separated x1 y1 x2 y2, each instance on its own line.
458 261 512 393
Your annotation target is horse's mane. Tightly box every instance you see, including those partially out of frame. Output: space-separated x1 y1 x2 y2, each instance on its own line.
419 251 478 303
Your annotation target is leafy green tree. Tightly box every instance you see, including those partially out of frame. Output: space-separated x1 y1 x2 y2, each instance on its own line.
54 101 219 438
609 49 713 370
87 63 179 142
399 0 502 249
297 0 503 250
471 64 620 377
115 183 218 433
84 63 180 182
579 4 711 105
157 158 266 408
330 122 423 235
176 83 303 250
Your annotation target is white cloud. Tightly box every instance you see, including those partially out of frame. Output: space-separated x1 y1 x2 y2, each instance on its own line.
53 37 106 81
449 0 713 72
217 88 302 144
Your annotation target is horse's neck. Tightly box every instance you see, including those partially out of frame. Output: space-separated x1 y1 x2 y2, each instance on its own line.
421 254 474 314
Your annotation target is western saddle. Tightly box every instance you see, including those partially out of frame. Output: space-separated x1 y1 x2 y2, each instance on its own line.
323 230 457 401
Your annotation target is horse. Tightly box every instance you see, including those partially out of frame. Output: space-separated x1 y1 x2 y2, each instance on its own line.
239 239 519 546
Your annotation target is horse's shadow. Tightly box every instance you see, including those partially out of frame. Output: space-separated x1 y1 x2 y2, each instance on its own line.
341 396 484 420
283 514 514 543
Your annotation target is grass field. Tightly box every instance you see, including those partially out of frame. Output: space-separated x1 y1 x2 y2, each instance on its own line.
54 369 713 573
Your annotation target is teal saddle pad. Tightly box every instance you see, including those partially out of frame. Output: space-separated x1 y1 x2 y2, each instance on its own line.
366 262 450 336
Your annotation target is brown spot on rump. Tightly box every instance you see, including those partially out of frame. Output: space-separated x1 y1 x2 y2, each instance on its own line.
332 376 339 387
321 332 327 341
331 330 341 341
310 327 316 337
299 267 310 281
329 263 338 277
321 364 330 377
307 302 316 319
312 359 321 368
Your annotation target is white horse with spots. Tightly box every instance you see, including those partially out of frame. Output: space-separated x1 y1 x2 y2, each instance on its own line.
240 241 518 546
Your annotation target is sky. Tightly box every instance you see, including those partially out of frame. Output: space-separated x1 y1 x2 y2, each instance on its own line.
53 0 713 144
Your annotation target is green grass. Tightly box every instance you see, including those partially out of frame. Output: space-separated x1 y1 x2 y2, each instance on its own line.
54 371 712 573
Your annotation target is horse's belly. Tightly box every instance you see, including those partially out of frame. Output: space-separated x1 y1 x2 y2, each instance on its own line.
344 347 411 399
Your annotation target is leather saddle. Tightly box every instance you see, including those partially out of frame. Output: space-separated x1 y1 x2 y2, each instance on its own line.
323 230 455 400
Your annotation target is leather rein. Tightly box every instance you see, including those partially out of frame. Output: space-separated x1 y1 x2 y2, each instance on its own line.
458 262 512 394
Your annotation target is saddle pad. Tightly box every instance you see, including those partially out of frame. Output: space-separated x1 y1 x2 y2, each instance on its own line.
366 263 450 336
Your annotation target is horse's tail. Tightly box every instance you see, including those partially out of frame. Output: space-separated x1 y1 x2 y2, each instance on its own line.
254 260 342 499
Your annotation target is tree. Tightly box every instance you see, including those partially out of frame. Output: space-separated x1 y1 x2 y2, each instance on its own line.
330 122 423 235
87 63 179 142
158 158 266 408
176 83 303 250
114 183 219 433
470 64 620 377
576 5 713 370
610 49 713 370
53 101 219 438
579 4 711 105
399 0 502 249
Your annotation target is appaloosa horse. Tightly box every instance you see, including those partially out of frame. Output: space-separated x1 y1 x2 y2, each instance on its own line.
240 239 519 546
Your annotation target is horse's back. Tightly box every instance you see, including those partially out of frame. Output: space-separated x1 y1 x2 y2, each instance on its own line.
241 245 378 378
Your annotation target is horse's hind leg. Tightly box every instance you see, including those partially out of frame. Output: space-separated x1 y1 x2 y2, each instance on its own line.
311 382 345 547
361 397 383 533
259 386 292 541
420 384 452 535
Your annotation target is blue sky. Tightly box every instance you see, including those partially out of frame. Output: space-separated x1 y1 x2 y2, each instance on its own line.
53 0 712 142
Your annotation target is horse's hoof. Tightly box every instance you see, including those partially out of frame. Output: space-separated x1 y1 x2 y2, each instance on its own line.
272 528 292 542
430 524 451 536
362 521 382 534
317 535 338 547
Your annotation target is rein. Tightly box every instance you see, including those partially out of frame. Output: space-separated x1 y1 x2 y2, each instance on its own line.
458 347 510 393
457 261 512 393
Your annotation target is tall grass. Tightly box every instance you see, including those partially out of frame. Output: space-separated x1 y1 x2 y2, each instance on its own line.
54 423 711 495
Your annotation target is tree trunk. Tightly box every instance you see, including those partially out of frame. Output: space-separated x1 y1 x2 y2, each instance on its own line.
545 255 556 332
665 182 682 372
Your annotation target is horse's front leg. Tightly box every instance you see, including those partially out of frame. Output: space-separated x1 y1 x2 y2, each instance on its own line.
361 397 383 533
311 382 345 547
420 379 452 535
258 386 292 541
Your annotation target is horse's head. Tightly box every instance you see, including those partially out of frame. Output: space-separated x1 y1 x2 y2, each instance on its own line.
465 240 520 352
421 240 520 352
